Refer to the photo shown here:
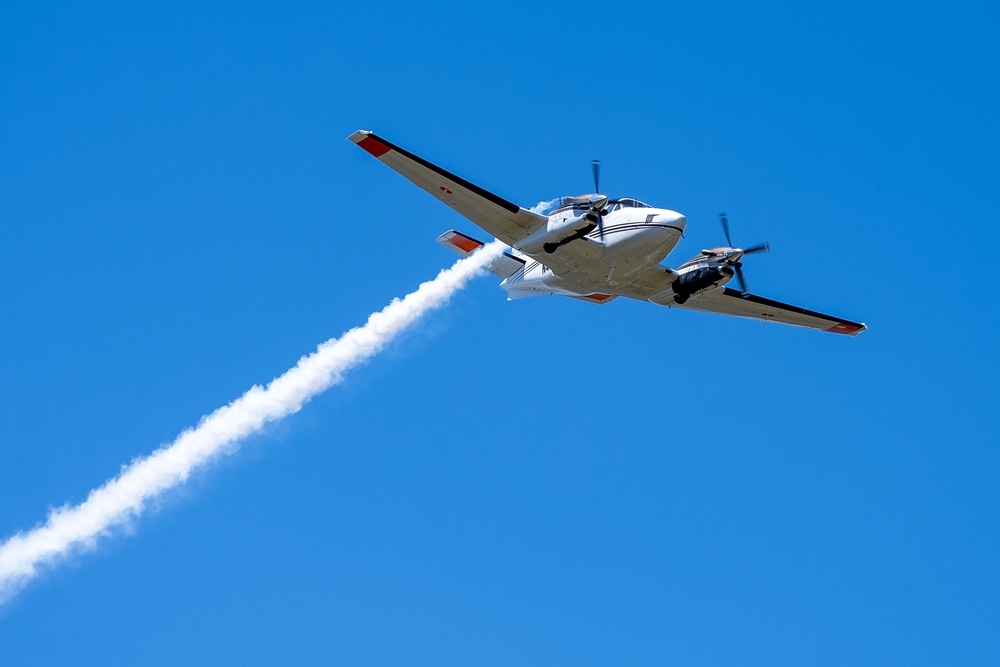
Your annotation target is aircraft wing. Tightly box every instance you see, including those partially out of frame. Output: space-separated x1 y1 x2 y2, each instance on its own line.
349 130 547 246
669 287 867 335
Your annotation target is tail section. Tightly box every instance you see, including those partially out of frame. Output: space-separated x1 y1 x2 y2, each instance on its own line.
436 230 524 279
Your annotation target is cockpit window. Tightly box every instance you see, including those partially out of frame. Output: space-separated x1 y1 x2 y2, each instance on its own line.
612 198 651 209
536 196 651 215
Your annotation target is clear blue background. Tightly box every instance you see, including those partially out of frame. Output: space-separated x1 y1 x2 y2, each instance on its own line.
1 1 997 664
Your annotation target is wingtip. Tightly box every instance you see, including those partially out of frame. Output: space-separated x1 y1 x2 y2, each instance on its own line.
825 321 867 336
349 131 391 158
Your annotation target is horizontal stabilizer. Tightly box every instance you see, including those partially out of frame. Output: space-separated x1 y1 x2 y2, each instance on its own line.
488 252 526 279
437 229 484 256
436 230 524 279
506 288 543 301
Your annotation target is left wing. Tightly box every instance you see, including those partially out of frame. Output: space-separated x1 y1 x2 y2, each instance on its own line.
349 130 546 246
667 287 867 335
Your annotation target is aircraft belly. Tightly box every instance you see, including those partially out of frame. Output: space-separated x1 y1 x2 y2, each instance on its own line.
601 228 681 279
541 271 589 294
503 224 683 300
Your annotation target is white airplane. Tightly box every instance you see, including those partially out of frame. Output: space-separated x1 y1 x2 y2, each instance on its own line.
349 130 866 336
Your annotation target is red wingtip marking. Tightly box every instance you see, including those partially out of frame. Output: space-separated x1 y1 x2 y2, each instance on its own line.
825 322 865 335
449 234 482 253
357 135 391 158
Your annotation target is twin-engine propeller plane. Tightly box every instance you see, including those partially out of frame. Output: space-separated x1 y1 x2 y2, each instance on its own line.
349 130 866 335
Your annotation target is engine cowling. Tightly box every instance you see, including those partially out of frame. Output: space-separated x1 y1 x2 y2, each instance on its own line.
516 212 599 254
672 266 734 303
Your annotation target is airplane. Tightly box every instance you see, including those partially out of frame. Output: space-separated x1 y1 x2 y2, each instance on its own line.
349 130 866 336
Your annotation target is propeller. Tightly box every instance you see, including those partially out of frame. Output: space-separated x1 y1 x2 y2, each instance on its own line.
718 212 770 293
720 212 733 247
592 159 605 241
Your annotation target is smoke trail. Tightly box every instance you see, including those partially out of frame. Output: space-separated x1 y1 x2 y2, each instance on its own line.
0 240 505 604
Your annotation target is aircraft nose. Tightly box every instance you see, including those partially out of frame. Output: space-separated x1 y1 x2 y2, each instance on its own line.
662 212 686 230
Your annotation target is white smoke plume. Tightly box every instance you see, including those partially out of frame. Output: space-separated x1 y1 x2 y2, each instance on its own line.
0 240 505 604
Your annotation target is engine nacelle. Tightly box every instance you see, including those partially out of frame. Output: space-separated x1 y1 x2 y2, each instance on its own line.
671 266 733 303
516 212 599 254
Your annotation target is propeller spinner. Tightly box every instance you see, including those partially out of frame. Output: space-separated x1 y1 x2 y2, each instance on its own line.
718 212 769 293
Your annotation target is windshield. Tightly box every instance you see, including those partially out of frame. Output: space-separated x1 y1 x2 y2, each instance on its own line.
606 198 651 212
534 195 651 216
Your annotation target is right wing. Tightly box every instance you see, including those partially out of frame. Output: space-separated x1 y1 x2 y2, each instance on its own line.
668 287 867 335
349 130 546 246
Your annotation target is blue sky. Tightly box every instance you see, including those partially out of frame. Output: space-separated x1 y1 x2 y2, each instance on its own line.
1 1 998 664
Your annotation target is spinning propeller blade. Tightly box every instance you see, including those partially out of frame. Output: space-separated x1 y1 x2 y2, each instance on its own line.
734 264 748 292
719 212 733 247
592 159 605 241
718 212 769 294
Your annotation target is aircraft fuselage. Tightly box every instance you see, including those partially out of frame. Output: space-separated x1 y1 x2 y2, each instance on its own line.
504 202 687 298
